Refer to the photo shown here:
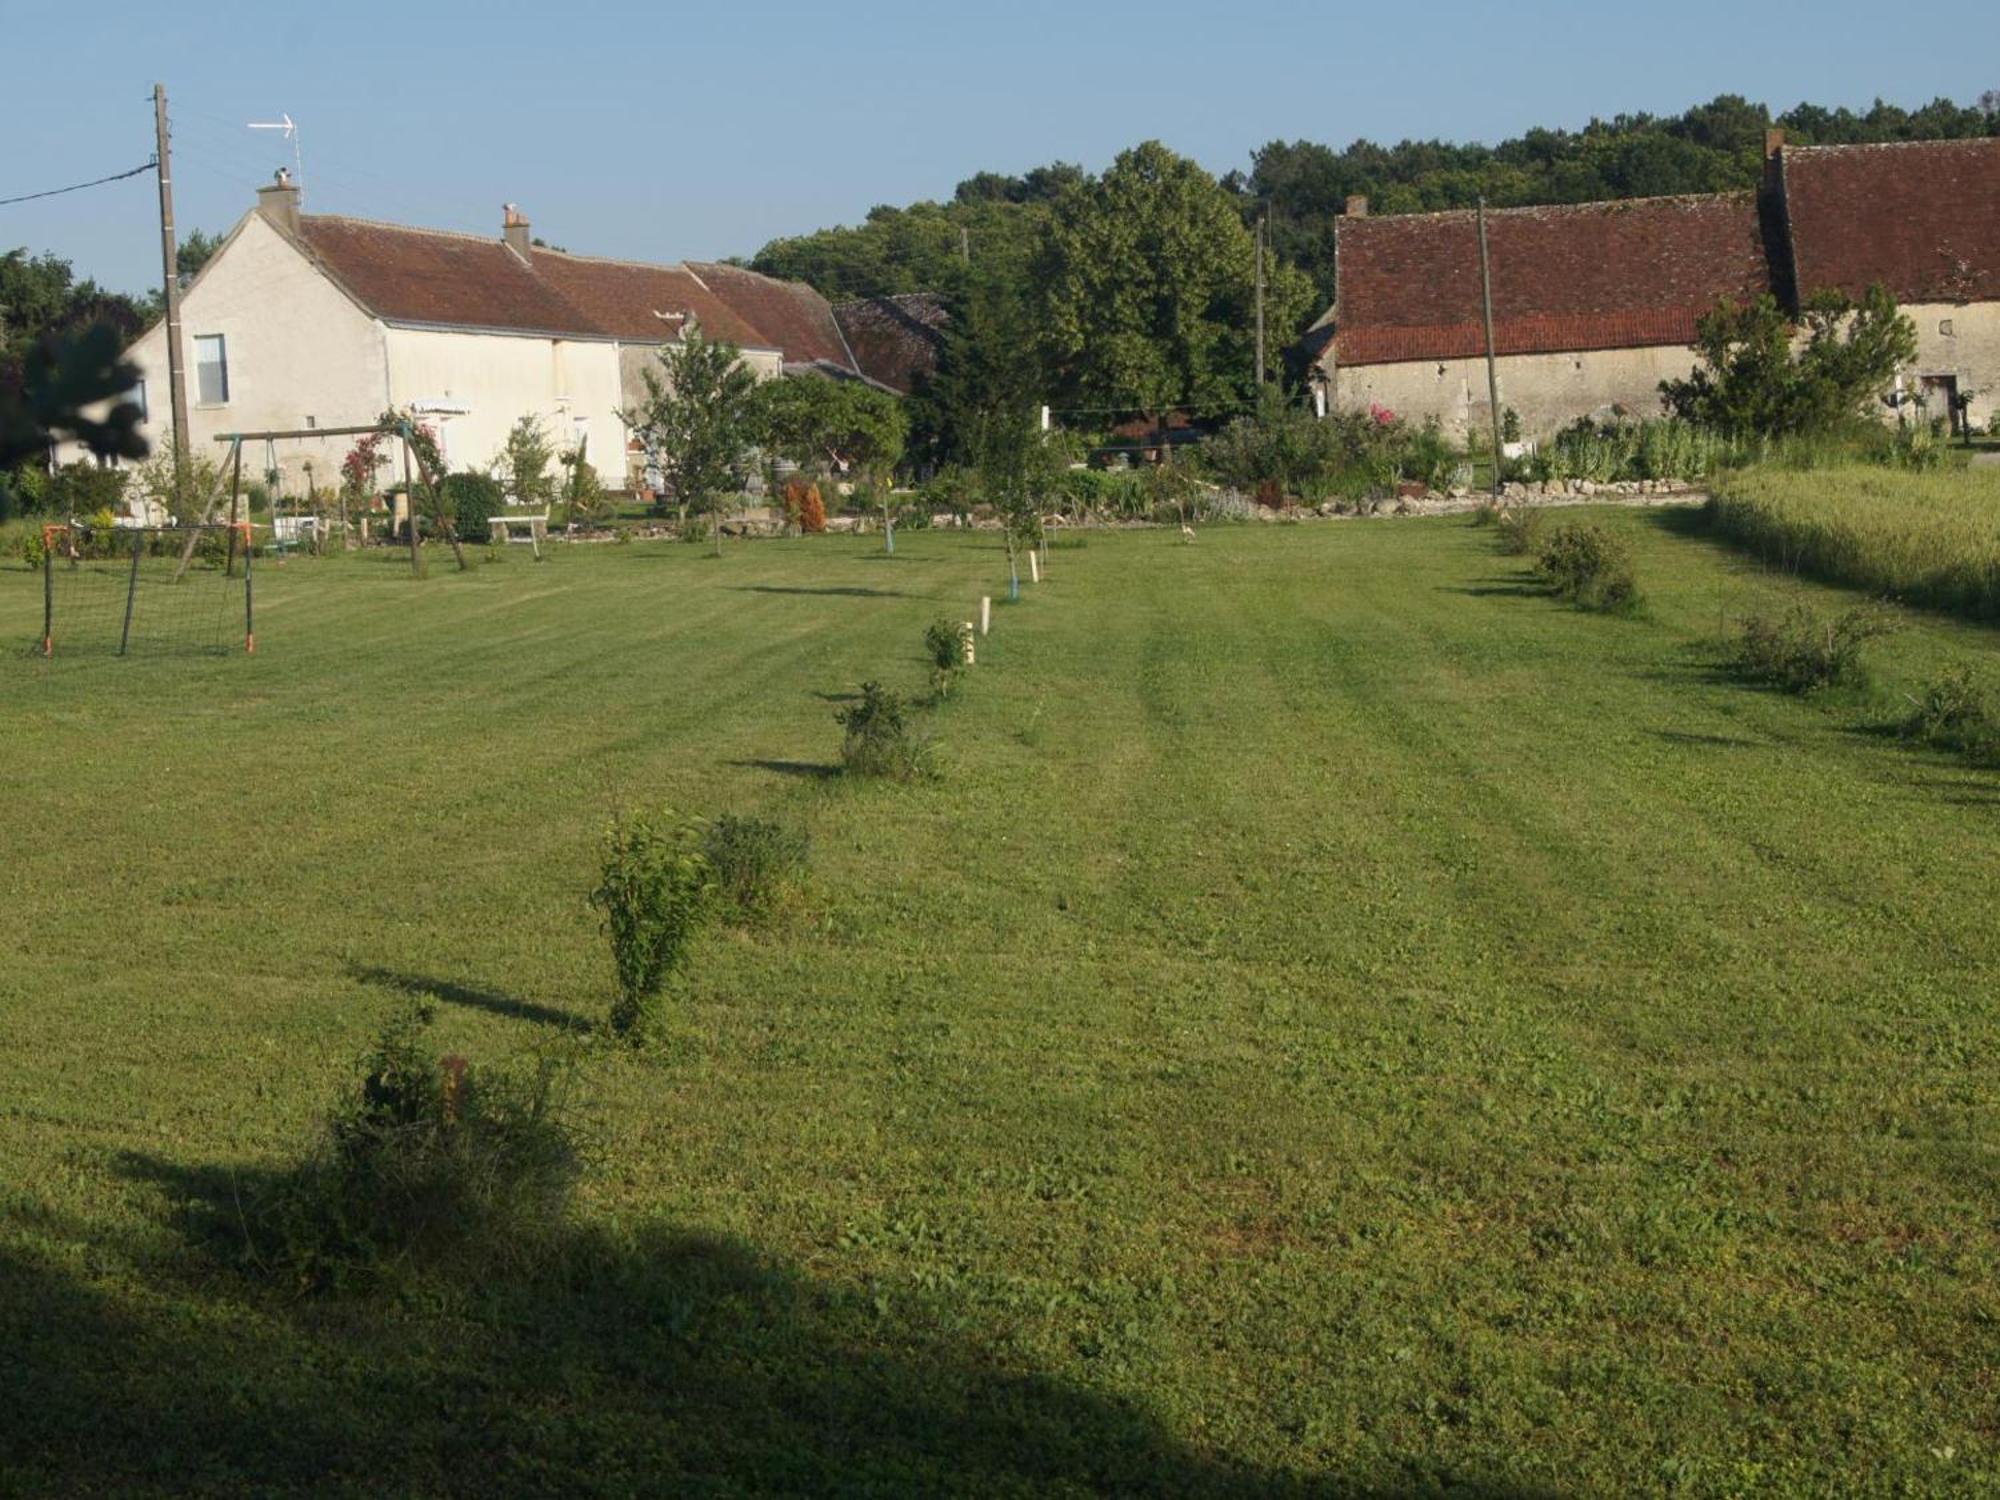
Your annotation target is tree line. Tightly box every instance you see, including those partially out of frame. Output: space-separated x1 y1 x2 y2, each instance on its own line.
752 92 2000 311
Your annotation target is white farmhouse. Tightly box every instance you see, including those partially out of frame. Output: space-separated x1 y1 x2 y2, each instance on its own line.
88 173 872 492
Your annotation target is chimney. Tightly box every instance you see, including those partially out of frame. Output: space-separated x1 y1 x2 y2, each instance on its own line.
1345 195 1370 218
503 203 532 261
1764 128 1786 161
256 167 300 236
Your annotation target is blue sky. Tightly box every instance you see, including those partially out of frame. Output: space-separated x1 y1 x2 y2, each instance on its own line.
4 0 1991 295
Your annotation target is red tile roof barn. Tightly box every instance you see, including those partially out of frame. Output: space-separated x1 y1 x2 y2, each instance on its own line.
832 293 949 393
1780 139 2000 305
1332 194 1769 367
686 261 853 370
290 215 855 368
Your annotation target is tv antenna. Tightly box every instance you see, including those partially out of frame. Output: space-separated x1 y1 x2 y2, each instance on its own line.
246 113 303 202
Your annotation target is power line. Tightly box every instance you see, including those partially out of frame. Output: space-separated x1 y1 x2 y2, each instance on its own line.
0 159 156 208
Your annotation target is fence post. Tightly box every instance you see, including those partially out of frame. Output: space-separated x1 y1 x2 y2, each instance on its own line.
119 528 143 656
242 524 256 653
42 530 55 656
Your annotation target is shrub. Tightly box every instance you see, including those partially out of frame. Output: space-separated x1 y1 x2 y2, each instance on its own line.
1900 665 2000 762
924 616 967 696
1734 602 1895 694
837 680 931 780
260 1001 581 1289
781 474 826 534
46 461 128 518
561 450 613 528
703 814 810 922
441 471 504 544
589 810 713 1037
1535 521 1639 611
1494 506 1544 556
19 525 47 570
924 617 965 672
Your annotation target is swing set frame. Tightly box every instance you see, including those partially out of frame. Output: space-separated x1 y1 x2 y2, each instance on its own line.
192 418 469 582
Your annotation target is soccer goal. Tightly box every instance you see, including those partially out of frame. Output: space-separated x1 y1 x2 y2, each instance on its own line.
40 521 255 658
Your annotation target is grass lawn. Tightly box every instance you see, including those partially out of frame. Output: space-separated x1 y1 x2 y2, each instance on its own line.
2 512 1996 1497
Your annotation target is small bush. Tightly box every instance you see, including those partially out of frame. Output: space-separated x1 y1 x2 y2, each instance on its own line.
924 617 968 696
924 618 966 671
1734 602 1895 694
782 474 827 534
262 1002 582 1289
837 680 932 780
1535 521 1639 611
1900 665 2000 762
441 471 505 544
1494 506 1544 556
589 811 713 1037
703 814 810 922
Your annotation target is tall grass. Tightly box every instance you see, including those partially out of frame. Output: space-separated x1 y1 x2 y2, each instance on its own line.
1709 465 2000 621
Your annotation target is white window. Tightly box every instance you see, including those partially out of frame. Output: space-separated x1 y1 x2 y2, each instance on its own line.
134 378 149 423
571 415 590 460
195 334 229 404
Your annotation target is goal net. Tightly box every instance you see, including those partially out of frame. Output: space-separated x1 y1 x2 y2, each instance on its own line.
40 522 255 658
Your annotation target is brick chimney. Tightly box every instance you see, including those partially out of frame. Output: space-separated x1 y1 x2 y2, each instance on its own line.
256 167 300 235
1764 128 1786 161
503 203 532 261
1345 195 1370 218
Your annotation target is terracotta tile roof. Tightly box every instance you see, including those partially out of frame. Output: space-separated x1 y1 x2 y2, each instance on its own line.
1332 194 1768 367
290 215 852 366
688 262 852 369
1781 139 2000 305
832 293 949 393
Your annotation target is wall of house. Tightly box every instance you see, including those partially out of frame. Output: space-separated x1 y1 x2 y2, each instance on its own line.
1330 344 1700 443
381 327 625 496
1905 301 2000 432
62 212 389 501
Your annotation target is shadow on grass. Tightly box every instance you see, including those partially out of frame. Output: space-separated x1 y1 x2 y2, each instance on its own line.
730 584 910 598
1441 577 1548 600
348 964 585 1031
3 1174 1564 1498
1652 729 1763 749
728 758 840 781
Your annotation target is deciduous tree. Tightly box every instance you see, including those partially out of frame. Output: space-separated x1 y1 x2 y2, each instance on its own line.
621 331 757 555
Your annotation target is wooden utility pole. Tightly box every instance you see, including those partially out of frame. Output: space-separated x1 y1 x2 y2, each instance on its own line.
1476 197 1505 501
153 84 191 467
1255 215 1268 387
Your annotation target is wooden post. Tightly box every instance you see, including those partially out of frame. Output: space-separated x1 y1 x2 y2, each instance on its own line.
1255 213 1267 387
118 528 143 656
401 423 469 572
1028 549 1040 584
223 440 244 577
242 523 255 653
42 529 55 656
1477 197 1505 501
153 85 192 469
962 623 975 665
401 438 421 577
980 596 991 637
